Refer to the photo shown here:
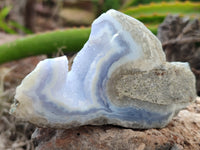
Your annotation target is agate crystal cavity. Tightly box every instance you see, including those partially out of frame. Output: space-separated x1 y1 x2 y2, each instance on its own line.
10 9 196 129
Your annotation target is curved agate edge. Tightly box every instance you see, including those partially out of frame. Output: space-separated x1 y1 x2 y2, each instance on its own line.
10 9 196 129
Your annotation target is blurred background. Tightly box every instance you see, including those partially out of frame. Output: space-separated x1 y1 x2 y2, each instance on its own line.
0 0 199 34
0 0 199 150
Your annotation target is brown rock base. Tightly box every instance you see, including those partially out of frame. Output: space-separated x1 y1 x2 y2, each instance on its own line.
32 100 200 150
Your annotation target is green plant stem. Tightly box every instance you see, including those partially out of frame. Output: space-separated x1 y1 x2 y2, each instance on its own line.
0 25 159 64
0 28 91 64
122 2 200 17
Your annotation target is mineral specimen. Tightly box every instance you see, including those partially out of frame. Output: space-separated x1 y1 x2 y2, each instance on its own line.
10 9 196 129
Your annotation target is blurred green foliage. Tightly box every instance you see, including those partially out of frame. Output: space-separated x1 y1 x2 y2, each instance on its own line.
123 0 199 7
181 0 200 1
0 6 32 34
122 1 200 34
136 15 165 24
102 0 121 12
0 6 16 34
123 2 200 16
93 0 122 16
0 28 90 64
93 0 199 34
0 0 199 63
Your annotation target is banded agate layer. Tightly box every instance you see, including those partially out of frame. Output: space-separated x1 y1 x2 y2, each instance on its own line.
10 9 196 129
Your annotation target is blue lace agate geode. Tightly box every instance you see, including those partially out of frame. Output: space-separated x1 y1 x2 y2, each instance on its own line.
10 9 196 129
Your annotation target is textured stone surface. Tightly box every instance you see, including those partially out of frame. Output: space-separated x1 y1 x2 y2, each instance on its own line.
108 63 195 105
32 98 200 150
158 15 200 96
11 10 196 129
